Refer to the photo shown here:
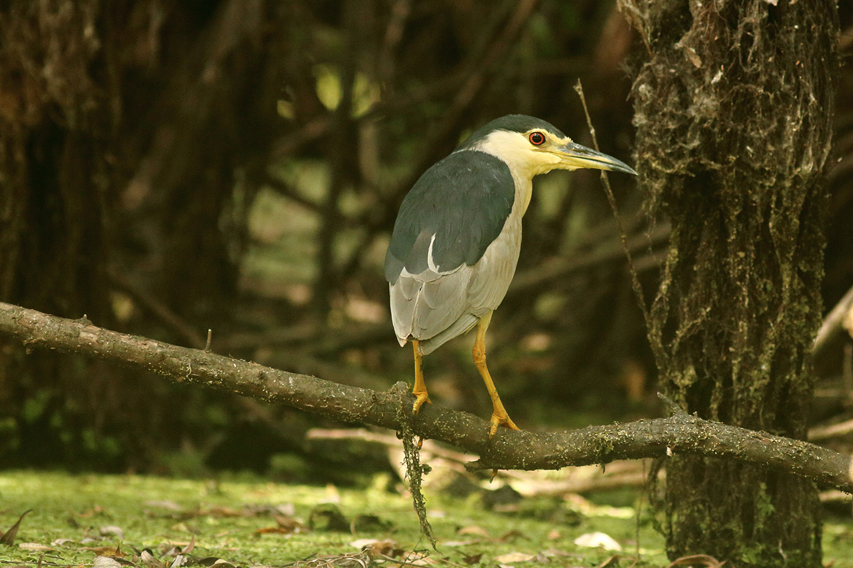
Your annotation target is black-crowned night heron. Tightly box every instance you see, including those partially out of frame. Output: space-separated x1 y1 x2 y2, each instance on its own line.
384 115 636 437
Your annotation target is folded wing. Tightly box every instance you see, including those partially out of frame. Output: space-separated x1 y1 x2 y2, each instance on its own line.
385 150 517 353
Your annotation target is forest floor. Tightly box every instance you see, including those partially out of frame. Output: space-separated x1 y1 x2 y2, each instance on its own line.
1 470 852 568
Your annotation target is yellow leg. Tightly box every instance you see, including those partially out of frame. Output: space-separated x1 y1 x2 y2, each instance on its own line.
412 340 432 414
473 312 519 438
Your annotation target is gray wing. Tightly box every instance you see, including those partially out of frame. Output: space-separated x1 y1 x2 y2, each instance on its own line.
388 214 522 355
389 265 478 352
385 150 516 353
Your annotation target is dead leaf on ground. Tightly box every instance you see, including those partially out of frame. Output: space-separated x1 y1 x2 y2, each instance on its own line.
255 515 308 534
348 538 399 556
81 545 125 557
0 509 33 545
494 552 535 563
457 525 490 538
140 549 166 568
18 542 54 551
573 531 622 551
273 514 306 532
93 556 123 568
160 535 196 557
255 526 302 535
99 525 125 539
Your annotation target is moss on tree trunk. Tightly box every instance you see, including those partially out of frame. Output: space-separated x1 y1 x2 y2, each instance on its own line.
618 0 838 565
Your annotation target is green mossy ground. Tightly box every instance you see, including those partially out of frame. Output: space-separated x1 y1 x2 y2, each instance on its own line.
1 471 852 567
0 469 653 567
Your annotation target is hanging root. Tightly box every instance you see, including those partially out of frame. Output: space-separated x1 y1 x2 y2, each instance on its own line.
396 394 436 548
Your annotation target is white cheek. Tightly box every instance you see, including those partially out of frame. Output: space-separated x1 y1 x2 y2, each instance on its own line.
528 151 561 176
543 151 561 166
469 130 561 177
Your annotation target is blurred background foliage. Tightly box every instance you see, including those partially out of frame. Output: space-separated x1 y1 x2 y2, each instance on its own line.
0 0 851 481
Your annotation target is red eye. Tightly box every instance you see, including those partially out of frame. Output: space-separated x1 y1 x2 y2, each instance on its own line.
529 132 546 145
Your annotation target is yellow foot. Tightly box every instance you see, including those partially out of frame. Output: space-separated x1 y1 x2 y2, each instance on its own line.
412 392 432 414
488 412 520 438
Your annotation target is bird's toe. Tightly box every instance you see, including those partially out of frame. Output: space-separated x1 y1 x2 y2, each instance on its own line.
412 392 432 414
488 413 520 438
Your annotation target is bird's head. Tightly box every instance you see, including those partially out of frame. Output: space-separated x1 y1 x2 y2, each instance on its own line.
456 114 636 180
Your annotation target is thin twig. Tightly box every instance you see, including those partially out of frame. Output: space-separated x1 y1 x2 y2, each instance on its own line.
813 282 853 354
808 416 853 441
107 270 206 349
574 80 651 327
264 175 323 213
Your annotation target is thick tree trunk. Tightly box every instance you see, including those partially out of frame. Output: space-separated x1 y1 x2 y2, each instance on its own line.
0 0 112 320
618 0 838 566
0 0 277 468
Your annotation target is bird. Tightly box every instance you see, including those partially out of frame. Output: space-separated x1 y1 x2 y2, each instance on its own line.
384 114 636 437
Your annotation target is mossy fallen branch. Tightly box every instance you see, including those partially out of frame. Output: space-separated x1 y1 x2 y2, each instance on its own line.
1 301 851 490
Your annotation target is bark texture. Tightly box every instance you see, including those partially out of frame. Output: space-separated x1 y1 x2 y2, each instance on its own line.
617 0 838 565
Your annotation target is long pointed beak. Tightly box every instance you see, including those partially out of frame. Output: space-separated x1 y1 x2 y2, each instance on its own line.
556 141 637 175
